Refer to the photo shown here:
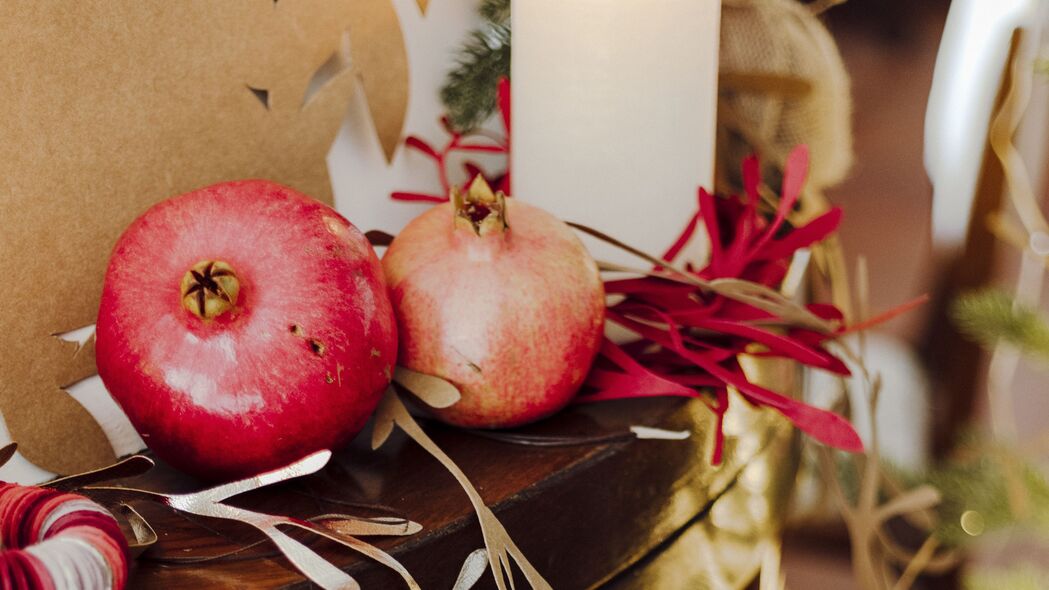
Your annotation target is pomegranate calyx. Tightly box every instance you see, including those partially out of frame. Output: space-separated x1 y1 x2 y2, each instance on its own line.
180 260 240 320
452 176 507 236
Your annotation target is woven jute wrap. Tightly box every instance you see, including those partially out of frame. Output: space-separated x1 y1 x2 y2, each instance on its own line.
718 0 853 198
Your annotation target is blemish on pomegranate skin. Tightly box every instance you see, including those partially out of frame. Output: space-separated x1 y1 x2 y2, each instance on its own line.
324 216 350 239
308 339 326 356
452 345 482 374
325 373 334 384
289 324 305 336
370 347 381 358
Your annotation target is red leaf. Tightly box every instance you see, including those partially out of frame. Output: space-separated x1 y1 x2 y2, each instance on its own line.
841 294 931 335
598 338 669 377
742 154 761 201
698 188 723 273
497 77 511 135
616 291 705 317
703 299 765 322
439 115 461 137
391 192 447 202
663 373 723 388
607 308 737 362
661 210 701 265
604 278 693 296
747 146 809 259
463 161 484 179
788 328 829 348
756 208 843 261
777 401 864 453
690 318 847 372
455 143 507 153
780 146 809 211
701 360 862 453
582 369 698 401
404 136 440 159
616 305 862 454
582 339 700 400
806 303 845 322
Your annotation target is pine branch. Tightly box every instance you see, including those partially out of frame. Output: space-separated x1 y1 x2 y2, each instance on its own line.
440 1 511 132
857 436 1049 548
479 0 510 24
951 288 1049 361
916 454 1049 545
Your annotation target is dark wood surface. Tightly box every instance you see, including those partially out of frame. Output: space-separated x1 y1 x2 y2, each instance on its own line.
100 393 791 589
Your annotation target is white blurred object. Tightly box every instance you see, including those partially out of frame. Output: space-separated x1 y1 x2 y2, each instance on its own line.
511 0 720 267
807 333 931 470
925 0 1047 250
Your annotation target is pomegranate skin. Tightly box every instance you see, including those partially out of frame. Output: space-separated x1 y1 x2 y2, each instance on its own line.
96 180 396 481
383 197 605 428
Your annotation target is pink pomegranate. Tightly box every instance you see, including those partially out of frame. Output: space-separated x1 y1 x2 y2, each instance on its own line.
383 177 605 428
96 180 396 481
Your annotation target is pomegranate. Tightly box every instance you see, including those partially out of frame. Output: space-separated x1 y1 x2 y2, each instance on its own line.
96 180 396 481
383 177 604 428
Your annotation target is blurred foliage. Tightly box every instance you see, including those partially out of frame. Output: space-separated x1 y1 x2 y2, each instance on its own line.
951 289 1049 361
835 434 1049 548
893 439 1049 547
440 0 510 132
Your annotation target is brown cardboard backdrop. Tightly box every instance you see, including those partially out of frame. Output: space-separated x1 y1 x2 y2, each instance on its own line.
0 0 408 474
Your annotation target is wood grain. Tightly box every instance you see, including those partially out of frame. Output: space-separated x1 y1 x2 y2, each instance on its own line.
105 395 787 589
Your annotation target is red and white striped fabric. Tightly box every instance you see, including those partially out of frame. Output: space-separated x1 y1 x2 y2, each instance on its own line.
0 483 128 589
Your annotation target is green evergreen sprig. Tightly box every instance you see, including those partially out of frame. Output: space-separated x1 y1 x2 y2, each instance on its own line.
951 288 1049 361
478 0 510 24
440 0 511 132
900 450 1049 546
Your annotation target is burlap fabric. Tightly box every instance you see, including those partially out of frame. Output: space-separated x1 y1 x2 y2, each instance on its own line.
718 0 853 203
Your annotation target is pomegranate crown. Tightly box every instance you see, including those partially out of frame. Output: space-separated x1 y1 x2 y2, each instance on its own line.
180 260 240 320
452 176 508 236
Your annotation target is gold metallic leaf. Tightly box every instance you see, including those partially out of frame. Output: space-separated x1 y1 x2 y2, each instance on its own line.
373 389 553 590
394 366 462 409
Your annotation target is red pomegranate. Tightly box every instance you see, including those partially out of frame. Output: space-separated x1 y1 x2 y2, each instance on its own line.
96 180 396 481
383 177 605 428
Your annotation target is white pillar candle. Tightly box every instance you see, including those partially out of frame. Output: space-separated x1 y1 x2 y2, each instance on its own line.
511 0 721 265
